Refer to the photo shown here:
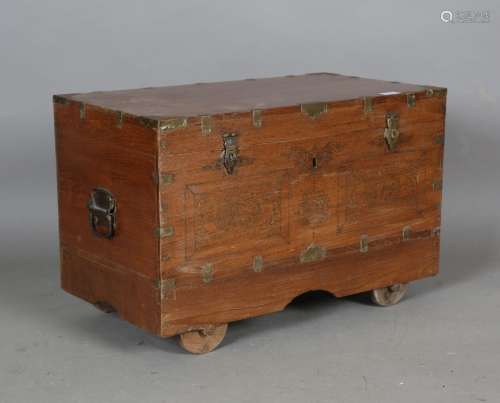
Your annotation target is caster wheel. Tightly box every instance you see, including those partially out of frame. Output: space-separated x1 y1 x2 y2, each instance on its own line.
179 324 228 354
371 283 408 306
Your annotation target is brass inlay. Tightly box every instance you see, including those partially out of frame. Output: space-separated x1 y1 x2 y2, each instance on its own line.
252 109 263 128
159 117 187 132
402 226 412 241
156 226 174 238
201 263 214 283
407 93 416 108
79 103 86 120
432 180 443 191
160 173 175 185
360 235 369 253
363 97 373 114
425 87 447 97
116 111 123 128
253 255 264 272
300 243 326 263
301 102 327 119
159 278 176 300
201 115 213 135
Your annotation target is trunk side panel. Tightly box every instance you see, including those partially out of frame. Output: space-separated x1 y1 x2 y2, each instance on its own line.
54 101 161 334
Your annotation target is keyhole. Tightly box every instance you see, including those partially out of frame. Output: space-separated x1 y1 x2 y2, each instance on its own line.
312 157 318 169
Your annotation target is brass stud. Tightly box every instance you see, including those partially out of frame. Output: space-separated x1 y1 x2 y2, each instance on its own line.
432 180 443 191
253 256 264 272
159 278 176 299
79 103 86 120
201 115 213 135
402 226 412 241
116 111 123 128
252 109 263 128
407 93 416 108
360 235 369 253
156 226 174 238
363 97 373 114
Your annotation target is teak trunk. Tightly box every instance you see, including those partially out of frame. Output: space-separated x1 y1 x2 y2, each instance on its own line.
54 73 446 352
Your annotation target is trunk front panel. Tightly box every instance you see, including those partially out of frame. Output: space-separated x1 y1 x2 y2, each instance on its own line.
158 94 445 335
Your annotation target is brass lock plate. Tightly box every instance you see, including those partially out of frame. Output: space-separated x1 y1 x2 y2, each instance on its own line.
384 112 400 151
221 133 239 175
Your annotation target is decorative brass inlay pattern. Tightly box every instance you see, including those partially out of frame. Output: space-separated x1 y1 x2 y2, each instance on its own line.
300 191 331 226
344 166 417 227
186 177 287 256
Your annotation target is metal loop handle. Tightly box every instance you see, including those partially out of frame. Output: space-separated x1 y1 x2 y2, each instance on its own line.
87 188 117 239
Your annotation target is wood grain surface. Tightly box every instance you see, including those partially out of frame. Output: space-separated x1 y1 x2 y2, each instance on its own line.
63 73 433 118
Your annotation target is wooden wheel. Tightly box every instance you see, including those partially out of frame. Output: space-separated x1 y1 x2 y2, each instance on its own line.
179 324 228 354
371 283 408 306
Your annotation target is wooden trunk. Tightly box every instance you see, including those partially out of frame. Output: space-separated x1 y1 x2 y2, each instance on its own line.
54 73 446 350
